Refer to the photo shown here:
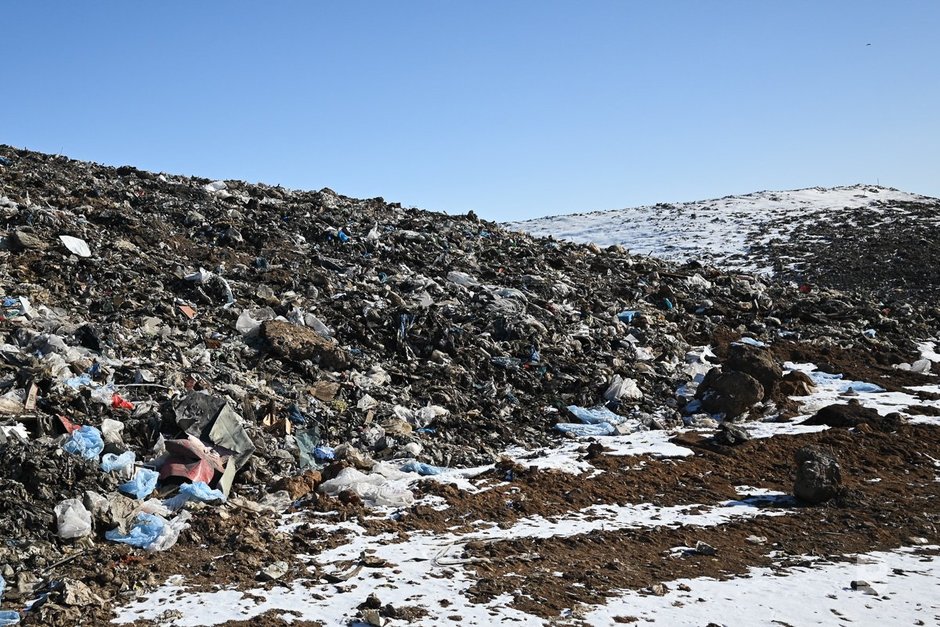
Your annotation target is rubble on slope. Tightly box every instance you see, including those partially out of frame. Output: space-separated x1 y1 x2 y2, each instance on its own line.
0 146 938 624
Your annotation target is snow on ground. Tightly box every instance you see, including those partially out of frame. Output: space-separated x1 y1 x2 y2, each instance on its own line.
507 185 940 272
114 486 792 626
784 361 940 427
580 546 940 627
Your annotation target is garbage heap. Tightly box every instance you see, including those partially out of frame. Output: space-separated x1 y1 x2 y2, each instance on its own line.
0 146 936 618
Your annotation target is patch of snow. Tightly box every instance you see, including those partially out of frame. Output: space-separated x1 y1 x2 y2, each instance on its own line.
580 546 940 627
507 185 940 273
115 487 791 626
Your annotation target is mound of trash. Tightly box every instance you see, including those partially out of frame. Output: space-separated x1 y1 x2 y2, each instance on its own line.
0 146 937 624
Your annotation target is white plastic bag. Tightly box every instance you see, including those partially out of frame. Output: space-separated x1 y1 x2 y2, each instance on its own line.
55 498 92 539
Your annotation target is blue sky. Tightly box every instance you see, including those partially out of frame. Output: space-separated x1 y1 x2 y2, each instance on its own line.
4 1 938 220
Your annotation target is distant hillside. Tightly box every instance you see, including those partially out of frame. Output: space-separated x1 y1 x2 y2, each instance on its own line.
508 185 940 308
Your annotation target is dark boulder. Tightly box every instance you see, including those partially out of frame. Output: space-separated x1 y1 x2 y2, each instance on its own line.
794 446 842 504
696 368 764 417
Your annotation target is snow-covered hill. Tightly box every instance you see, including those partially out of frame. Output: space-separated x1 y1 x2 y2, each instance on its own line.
507 185 940 274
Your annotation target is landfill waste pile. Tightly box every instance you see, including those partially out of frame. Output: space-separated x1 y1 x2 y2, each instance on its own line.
0 146 938 626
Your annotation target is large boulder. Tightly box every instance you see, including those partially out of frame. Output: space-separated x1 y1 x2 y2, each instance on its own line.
696 368 764 418
802 399 903 432
778 370 815 397
726 344 782 401
794 446 842 504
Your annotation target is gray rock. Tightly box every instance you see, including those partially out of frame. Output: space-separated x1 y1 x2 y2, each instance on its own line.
713 422 751 446
696 368 764 417
257 560 289 581
726 343 782 401
794 446 842 504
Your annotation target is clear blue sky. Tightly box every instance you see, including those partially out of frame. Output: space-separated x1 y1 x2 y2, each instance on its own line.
4 1 938 220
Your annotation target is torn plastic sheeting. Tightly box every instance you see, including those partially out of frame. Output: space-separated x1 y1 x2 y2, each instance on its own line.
554 422 618 437
118 468 160 499
62 426 104 460
400 460 446 476
207 404 255 470
567 405 627 425
105 511 191 552
158 458 216 485
173 393 254 470
101 451 136 473
0 423 28 446
806 371 885 393
295 427 321 469
318 467 415 508
204 180 227 193
59 235 91 258
174 393 229 440
164 435 230 473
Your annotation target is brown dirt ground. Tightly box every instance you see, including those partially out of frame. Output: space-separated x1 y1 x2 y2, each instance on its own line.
456 425 940 619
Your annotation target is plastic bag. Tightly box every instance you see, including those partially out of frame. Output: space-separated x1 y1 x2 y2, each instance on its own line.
314 445 335 461
163 481 226 511
554 422 617 437
105 511 191 551
319 467 414 508
54 498 92 539
567 405 626 425
603 376 643 402
100 418 125 445
400 460 446 476
118 468 159 499
59 235 91 257
236 310 263 336
63 426 104 460
111 393 134 410
101 451 136 473
64 373 92 389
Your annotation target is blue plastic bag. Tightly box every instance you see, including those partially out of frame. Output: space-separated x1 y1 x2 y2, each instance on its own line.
554 422 617 437
118 468 159 499
64 373 93 389
617 310 638 324
180 481 225 502
101 451 136 473
314 445 335 461
567 405 625 425
105 513 164 548
163 481 226 511
63 426 104 461
401 460 446 476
